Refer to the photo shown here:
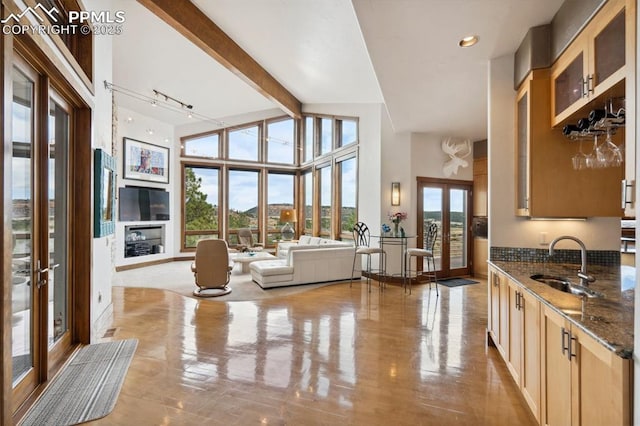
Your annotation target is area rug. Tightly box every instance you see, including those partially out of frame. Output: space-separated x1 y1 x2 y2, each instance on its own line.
20 339 138 426
436 278 479 288
115 261 336 301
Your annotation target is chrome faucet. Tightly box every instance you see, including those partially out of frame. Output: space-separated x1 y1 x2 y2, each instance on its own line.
548 235 596 287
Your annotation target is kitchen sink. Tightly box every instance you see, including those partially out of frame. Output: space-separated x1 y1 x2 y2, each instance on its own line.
530 274 603 298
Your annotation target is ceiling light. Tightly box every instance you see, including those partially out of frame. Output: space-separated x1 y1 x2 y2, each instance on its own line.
151 100 157 107
459 35 479 48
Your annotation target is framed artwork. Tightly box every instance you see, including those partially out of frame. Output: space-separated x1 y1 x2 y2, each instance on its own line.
94 148 117 237
123 137 170 184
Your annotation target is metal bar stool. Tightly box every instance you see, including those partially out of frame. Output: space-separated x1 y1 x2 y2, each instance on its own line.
404 223 439 295
350 222 387 292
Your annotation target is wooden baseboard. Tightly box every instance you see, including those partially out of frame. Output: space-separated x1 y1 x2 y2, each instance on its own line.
115 256 194 272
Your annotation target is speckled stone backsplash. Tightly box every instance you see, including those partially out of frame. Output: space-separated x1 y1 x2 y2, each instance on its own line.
490 246 620 266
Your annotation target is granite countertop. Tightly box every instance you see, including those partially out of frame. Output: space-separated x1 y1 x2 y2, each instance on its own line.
489 260 635 359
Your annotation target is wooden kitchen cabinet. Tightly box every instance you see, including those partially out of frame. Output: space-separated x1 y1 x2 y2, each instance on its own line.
473 238 488 278
487 266 504 354
541 304 631 426
506 279 541 422
551 0 631 126
489 267 541 422
520 289 541 423
473 158 487 216
515 69 622 217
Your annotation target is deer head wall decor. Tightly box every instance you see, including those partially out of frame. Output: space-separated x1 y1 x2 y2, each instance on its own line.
442 137 472 177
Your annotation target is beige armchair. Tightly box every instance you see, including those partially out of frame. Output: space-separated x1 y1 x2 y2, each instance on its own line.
191 239 232 297
234 228 264 252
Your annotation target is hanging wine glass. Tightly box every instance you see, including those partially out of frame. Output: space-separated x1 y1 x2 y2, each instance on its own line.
572 139 587 170
585 135 599 169
603 127 622 167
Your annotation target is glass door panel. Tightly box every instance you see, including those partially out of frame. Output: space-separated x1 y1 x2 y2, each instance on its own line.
593 10 625 87
11 67 35 384
48 98 70 346
449 188 469 271
422 187 443 271
554 52 584 115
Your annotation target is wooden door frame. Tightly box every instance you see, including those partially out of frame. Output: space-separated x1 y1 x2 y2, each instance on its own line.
416 177 473 278
3 32 92 423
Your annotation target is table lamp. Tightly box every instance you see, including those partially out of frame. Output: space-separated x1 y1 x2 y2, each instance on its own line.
279 208 297 240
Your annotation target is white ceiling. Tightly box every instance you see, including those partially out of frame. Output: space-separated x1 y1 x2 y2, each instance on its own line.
111 0 565 141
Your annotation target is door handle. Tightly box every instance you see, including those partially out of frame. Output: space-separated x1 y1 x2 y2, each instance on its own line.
36 260 48 289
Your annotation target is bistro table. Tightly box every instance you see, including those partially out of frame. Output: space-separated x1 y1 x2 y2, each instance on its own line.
371 234 416 278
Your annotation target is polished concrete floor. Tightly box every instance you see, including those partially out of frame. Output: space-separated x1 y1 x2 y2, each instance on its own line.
90 278 537 425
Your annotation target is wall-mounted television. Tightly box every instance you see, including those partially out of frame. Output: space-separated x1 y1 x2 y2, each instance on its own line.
119 187 170 221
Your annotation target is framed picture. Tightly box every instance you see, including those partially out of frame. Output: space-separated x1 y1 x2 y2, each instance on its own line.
123 137 170 184
94 148 117 237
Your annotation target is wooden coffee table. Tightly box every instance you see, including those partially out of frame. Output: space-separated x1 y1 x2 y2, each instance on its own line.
230 252 276 273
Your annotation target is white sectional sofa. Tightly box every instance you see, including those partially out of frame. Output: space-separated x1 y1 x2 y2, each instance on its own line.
250 237 361 289
275 235 351 258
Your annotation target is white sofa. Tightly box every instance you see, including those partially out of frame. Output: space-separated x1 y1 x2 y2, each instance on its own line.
250 238 361 289
276 235 351 258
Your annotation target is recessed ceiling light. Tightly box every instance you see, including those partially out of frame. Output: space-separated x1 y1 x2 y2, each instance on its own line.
459 35 479 48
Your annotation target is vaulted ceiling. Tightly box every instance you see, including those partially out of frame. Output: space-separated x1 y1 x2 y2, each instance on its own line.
111 0 565 141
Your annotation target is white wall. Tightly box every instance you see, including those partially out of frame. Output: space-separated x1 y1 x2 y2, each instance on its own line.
114 107 175 267
487 54 619 252
90 28 115 340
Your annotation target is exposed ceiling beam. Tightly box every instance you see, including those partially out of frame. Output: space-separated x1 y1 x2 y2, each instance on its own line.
137 0 302 119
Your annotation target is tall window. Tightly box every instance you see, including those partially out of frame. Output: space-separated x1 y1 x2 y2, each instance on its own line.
228 125 259 162
303 116 314 163
228 169 260 244
338 119 357 147
339 157 357 237
180 114 359 249
267 173 295 243
303 170 313 234
182 132 219 158
319 118 333 155
319 165 332 236
267 118 295 164
183 166 219 248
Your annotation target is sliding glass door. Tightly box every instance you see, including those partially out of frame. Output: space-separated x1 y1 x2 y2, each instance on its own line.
417 178 472 278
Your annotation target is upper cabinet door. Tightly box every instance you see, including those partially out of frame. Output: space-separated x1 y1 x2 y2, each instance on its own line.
591 3 626 95
551 0 629 127
551 36 589 124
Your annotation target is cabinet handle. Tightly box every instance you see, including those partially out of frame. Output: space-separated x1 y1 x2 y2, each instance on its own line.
569 333 577 360
581 77 588 98
586 74 594 95
519 293 524 311
561 327 569 356
622 180 634 208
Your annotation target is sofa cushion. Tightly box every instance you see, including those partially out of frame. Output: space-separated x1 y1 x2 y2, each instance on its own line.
250 260 294 276
298 235 313 244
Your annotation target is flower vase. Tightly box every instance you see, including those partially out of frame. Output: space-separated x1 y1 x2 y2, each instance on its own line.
393 222 399 237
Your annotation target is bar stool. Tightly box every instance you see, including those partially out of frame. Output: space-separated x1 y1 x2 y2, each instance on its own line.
404 223 439 295
350 222 387 292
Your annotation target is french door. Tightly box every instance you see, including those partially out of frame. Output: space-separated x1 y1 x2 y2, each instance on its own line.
11 57 73 406
417 178 473 278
